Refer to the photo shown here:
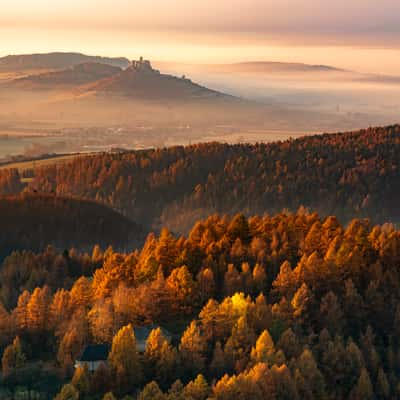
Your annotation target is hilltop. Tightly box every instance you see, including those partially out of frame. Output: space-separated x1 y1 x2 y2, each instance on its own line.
0 193 144 260
6 62 122 89
0 52 130 73
76 58 234 101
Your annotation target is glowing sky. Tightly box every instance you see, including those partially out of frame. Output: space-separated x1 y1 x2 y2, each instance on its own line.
1 0 400 73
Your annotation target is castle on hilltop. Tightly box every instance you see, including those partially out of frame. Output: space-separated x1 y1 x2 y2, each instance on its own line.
130 57 160 74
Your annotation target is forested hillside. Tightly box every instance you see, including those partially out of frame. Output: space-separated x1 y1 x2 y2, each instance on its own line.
0 125 399 399
1 211 400 399
3 124 396 232
0 193 143 260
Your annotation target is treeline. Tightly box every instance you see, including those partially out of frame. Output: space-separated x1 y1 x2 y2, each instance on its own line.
0 245 106 309
1 211 400 399
2 124 396 232
0 193 144 261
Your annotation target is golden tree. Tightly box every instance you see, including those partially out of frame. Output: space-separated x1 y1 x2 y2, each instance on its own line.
108 324 143 392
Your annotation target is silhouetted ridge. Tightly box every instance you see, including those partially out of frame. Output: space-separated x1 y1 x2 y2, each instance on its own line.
0 193 144 260
0 52 130 71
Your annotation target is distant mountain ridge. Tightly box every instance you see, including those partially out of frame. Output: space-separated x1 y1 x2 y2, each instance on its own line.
205 61 345 73
0 52 130 72
8 62 122 89
1 55 237 102
75 58 235 101
155 60 346 75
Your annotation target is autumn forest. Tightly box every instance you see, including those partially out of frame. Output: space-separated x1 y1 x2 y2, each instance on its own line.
0 125 399 399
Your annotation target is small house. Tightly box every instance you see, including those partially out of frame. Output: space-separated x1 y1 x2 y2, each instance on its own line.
75 325 172 372
74 343 110 372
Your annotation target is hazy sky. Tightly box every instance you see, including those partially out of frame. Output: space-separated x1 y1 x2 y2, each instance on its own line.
1 0 400 73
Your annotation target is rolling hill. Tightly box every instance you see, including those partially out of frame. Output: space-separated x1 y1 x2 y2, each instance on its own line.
198 61 344 74
75 58 235 101
0 193 144 260
6 62 123 90
0 52 130 73
3 124 396 233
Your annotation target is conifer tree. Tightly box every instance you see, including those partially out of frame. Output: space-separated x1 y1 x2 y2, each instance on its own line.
102 392 117 400
72 364 90 397
224 316 256 373
138 381 166 400
108 324 142 393
91 362 112 397
277 328 300 360
351 367 374 400
1 336 26 377
291 283 313 325
179 321 207 379
210 341 225 379
250 329 275 365
70 276 93 308
183 374 210 400
145 327 177 387
167 380 185 400
319 291 344 334
155 228 178 274
273 261 295 299
296 349 326 399
166 266 197 315
14 290 31 332
54 384 79 400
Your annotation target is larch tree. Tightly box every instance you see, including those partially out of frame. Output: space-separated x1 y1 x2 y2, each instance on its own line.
273 261 296 300
26 286 51 333
224 316 256 374
54 384 79 400
57 327 85 377
108 324 143 393
155 228 179 274
166 265 197 316
210 341 226 379
179 321 207 379
183 374 210 400
277 328 300 360
138 381 166 400
196 268 216 303
144 327 177 387
296 349 326 400
167 379 185 400
319 291 344 334
102 392 117 400
72 364 90 396
1 336 26 377
291 283 313 325
250 329 276 365
13 290 31 332
70 276 93 308
88 298 115 343
351 367 374 400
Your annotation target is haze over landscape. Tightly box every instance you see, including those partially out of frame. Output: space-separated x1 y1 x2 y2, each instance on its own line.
0 0 400 159
0 1 400 400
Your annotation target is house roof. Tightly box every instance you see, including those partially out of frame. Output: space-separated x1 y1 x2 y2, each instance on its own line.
78 344 110 362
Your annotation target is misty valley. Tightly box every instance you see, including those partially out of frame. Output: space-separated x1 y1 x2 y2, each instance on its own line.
1 53 399 162
0 49 399 400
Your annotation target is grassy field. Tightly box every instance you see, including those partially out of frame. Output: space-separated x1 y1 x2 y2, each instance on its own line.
0 153 88 172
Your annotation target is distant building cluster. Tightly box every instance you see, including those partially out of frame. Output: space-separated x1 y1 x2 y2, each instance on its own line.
131 57 160 74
